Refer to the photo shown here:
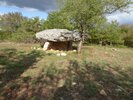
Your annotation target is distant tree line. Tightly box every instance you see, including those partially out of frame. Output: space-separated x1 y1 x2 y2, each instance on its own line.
0 12 133 47
0 12 43 43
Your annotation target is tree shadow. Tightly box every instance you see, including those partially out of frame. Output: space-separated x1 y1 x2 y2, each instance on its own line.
0 48 43 94
52 60 133 100
0 52 133 100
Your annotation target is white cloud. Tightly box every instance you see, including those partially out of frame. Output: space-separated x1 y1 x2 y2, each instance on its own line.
0 1 8 6
106 4 133 24
106 12 133 24
21 7 38 12
0 12 4 15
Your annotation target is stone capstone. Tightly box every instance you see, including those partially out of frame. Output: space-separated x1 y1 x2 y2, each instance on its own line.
36 29 81 42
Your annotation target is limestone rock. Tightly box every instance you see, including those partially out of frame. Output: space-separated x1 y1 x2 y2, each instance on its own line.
56 52 67 56
36 29 81 42
100 89 107 96
56 53 61 56
43 42 50 51
60 52 67 56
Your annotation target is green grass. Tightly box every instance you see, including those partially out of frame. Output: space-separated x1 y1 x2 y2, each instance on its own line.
0 42 133 100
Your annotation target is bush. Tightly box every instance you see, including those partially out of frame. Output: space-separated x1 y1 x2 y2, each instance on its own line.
89 21 124 46
124 35 133 47
9 32 36 43
121 25 133 47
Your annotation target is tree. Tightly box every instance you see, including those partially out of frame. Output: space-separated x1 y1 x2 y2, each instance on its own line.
89 21 124 45
0 12 25 33
44 11 74 30
12 17 43 42
20 17 43 33
121 24 133 47
57 0 132 53
0 12 27 40
0 12 43 42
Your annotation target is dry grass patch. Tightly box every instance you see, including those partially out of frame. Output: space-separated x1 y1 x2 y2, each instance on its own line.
0 42 133 100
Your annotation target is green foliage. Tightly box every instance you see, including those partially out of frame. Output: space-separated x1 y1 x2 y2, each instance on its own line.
44 11 74 30
121 25 133 47
0 0 132 47
20 17 43 33
58 0 104 33
57 0 131 33
8 32 34 42
0 12 25 33
56 0 131 47
0 12 43 43
89 21 124 45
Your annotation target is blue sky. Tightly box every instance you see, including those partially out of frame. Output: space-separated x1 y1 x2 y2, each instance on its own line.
0 0 133 24
0 6 48 19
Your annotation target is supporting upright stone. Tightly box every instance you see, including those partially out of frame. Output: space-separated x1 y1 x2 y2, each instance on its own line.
67 41 73 50
43 42 50 51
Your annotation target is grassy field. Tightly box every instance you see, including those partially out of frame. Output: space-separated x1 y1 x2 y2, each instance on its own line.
0 42 133 100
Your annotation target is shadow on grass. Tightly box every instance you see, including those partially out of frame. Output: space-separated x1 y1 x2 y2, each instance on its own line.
52 60 133 100
0 53 133 100
0 49 43 94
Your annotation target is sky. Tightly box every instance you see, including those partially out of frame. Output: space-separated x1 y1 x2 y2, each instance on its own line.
0 0 133 24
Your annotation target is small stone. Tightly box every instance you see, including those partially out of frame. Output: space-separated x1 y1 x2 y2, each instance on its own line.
115 88 122 92
73 50 77 52
112 48 117 51
33 47 36 50
100 89 107 96
121 67 125 70
60 52 67 56
57 53 61 56
50 49 54 51
37 48 41 50
58 79 65 87
72 82 76 85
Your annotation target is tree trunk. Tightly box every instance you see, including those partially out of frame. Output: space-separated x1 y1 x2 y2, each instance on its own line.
77 39 83 53
77 22 84 54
